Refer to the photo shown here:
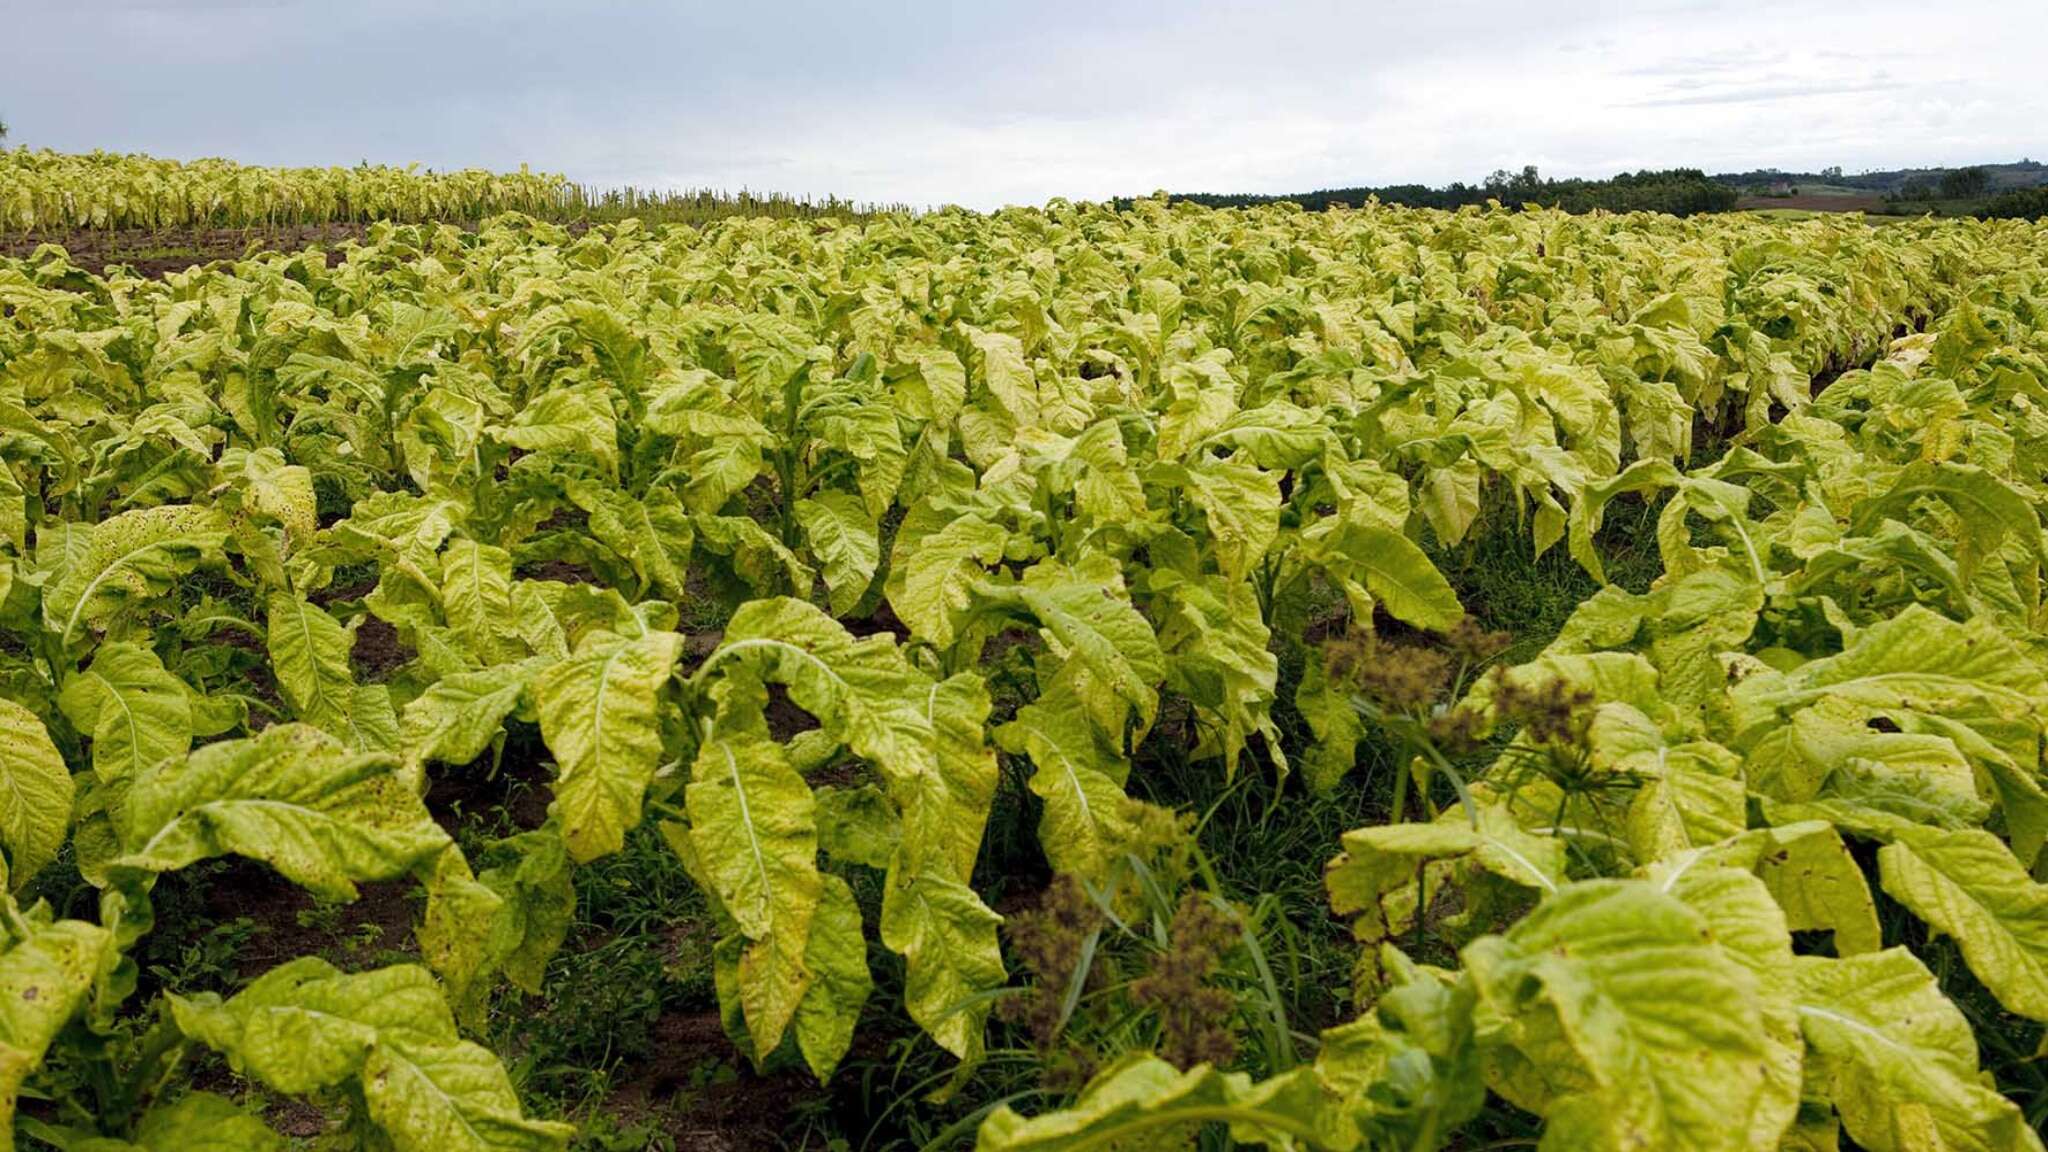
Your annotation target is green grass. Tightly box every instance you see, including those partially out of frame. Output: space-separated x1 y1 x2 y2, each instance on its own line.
480 820 718 1114
1445 496 1662 657
1871 197 1990 218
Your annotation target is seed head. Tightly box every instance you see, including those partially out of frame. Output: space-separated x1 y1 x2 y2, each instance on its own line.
1132 895 1242 1070
999 876 1105 1069
1441 619 1513 665
1355 642 1454 713
1424 703 1490 757
1489 668 1595 746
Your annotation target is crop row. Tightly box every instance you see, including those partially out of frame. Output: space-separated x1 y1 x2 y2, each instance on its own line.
0 200 2045 1148
0 150 898 233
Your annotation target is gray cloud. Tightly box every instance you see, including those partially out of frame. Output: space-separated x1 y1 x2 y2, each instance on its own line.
2 0 2041 208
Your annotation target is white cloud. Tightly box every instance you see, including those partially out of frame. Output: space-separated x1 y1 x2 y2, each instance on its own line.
4 0 2042 208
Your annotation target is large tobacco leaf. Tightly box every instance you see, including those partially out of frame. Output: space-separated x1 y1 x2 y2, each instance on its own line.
534 629 685 862
1461 878 1789 1152
1796 949 2043 1152
56 641 191 783
0 911 114 1141
684 731 821 1057
0 699 74 890
113 724 448 900
172 958 573 1152
39 507 231 647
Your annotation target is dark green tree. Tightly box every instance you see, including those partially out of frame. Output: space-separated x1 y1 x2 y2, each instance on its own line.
1146 167 1735 217
1979 186 2048 219
1941 166 1991 199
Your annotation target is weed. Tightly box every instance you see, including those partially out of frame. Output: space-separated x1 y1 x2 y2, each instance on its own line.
145 916 260 995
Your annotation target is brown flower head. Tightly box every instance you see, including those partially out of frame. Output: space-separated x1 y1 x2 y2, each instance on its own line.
1441 619 1513 665
999 875 1105 1060
1131 895 1242 1070
1355 642 1453 714
1424 703 1490 757
1489 668 1595 747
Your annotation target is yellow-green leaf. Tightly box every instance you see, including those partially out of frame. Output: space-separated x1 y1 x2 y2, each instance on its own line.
685 731 820 1054
115 724 448 901
57 641 192 783
1797 949 2043 1152
0 699 74 890
0 912 112 1136
1878 827 2048 1022
535 630 684 863
795 492 880 616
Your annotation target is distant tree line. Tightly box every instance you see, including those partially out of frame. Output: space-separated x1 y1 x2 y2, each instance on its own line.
1978 186 2048 220
1718 164 1895 193
1130 166 1738 217
1890 166 1992 202
1717 160 2044 198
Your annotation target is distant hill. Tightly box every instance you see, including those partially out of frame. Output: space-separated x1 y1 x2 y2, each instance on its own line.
1130 167 1738 217
1138 161 2048 221
1712 160 2048 196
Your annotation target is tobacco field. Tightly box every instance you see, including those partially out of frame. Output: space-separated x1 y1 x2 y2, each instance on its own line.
2 167 2048 1150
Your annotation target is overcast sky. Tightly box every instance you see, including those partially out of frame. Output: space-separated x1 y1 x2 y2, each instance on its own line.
4 0 2042 209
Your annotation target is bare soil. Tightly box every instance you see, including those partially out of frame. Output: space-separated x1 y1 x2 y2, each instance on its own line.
600 1011 808 1151
0 224 378 278
1734 194 1887 213
423 740 556 831
1 218 601 279
192 859 423 979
